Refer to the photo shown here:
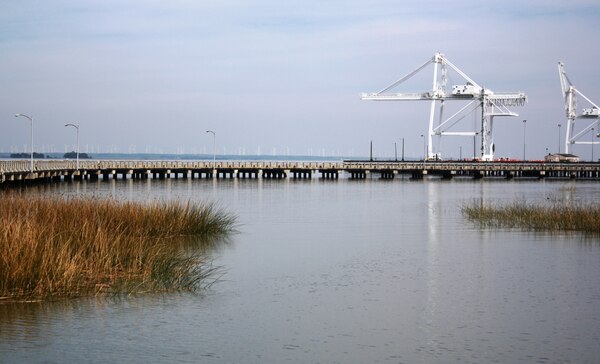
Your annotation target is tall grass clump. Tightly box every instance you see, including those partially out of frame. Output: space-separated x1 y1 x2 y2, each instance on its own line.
462 201 600 235
0 194 236 300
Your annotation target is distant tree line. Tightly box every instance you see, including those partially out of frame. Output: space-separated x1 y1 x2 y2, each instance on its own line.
10 152 50 159
63 151 92 159
10 152 92 159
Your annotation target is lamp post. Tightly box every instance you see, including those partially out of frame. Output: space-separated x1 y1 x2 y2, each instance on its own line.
420 134 425 161
522 119 527 161
206 130 216 169
592 127 595 162
394 142 397 161
14 113 33 173
64 123 80 170
558 123 562 154
401 137 405 162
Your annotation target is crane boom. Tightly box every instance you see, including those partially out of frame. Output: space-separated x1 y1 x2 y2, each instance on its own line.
361 92 526 104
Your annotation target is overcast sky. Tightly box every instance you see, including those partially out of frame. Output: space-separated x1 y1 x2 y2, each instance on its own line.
1 1 599 159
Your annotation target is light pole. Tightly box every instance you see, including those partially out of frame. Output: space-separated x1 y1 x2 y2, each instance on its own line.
522 119 527 161
14 113 33 173
206 130 216 169
558 123 562 154
420 134 425 161
65 123 80 170
401 137 405 162
592 127 595 162
394 142 397 161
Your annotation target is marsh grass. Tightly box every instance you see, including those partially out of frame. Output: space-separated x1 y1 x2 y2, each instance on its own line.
0 194 236 301
462 202 600 235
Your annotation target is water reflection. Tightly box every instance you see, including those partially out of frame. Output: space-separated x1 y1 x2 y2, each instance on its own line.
1 178 599 363
0 299 106 344
423 181 440 353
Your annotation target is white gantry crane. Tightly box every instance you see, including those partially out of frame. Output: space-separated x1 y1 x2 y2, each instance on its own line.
361 52 527 160
558 62 600 154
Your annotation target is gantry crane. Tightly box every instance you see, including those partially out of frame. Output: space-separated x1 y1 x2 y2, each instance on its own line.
558 62 600 154
361 52 527 160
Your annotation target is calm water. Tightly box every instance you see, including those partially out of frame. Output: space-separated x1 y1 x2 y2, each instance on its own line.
1 177 600 363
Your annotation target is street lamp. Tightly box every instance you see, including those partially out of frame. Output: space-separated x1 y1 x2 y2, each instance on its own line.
394 142 397 161
558 123 562 154
65 123 80 170
14 113 33 173
592 127 595 162
401 137 405 162
206 130 216 169
522 119 526 161
420 134 425 161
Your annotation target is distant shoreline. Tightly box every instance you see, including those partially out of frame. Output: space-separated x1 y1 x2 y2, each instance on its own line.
0 152 368 162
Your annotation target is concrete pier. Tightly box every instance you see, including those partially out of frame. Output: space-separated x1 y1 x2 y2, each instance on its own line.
2 159 600 186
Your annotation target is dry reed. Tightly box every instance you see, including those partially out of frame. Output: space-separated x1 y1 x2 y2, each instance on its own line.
462 201 600 234
0 193 236 300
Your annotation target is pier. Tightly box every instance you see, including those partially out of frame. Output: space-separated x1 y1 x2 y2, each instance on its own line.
2 159 600 185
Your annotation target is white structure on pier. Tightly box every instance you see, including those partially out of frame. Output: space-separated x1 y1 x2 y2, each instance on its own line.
558 62 600 154
361 52 527 160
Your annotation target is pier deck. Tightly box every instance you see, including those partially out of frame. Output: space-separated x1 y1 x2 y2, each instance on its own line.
1 159 600 185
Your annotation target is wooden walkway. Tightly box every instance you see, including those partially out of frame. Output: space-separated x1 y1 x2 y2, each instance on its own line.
1 159 600 185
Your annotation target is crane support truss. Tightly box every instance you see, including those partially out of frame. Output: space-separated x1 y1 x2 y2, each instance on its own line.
361 52 527 160
558 62 600 154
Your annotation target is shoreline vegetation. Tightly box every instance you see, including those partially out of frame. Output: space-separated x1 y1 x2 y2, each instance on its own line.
462 202 600 235
0 194 236 302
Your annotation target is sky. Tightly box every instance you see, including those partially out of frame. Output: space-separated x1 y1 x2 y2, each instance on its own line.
1 0 600 159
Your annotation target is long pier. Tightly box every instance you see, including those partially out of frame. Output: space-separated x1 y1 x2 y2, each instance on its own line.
1 159 600 185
